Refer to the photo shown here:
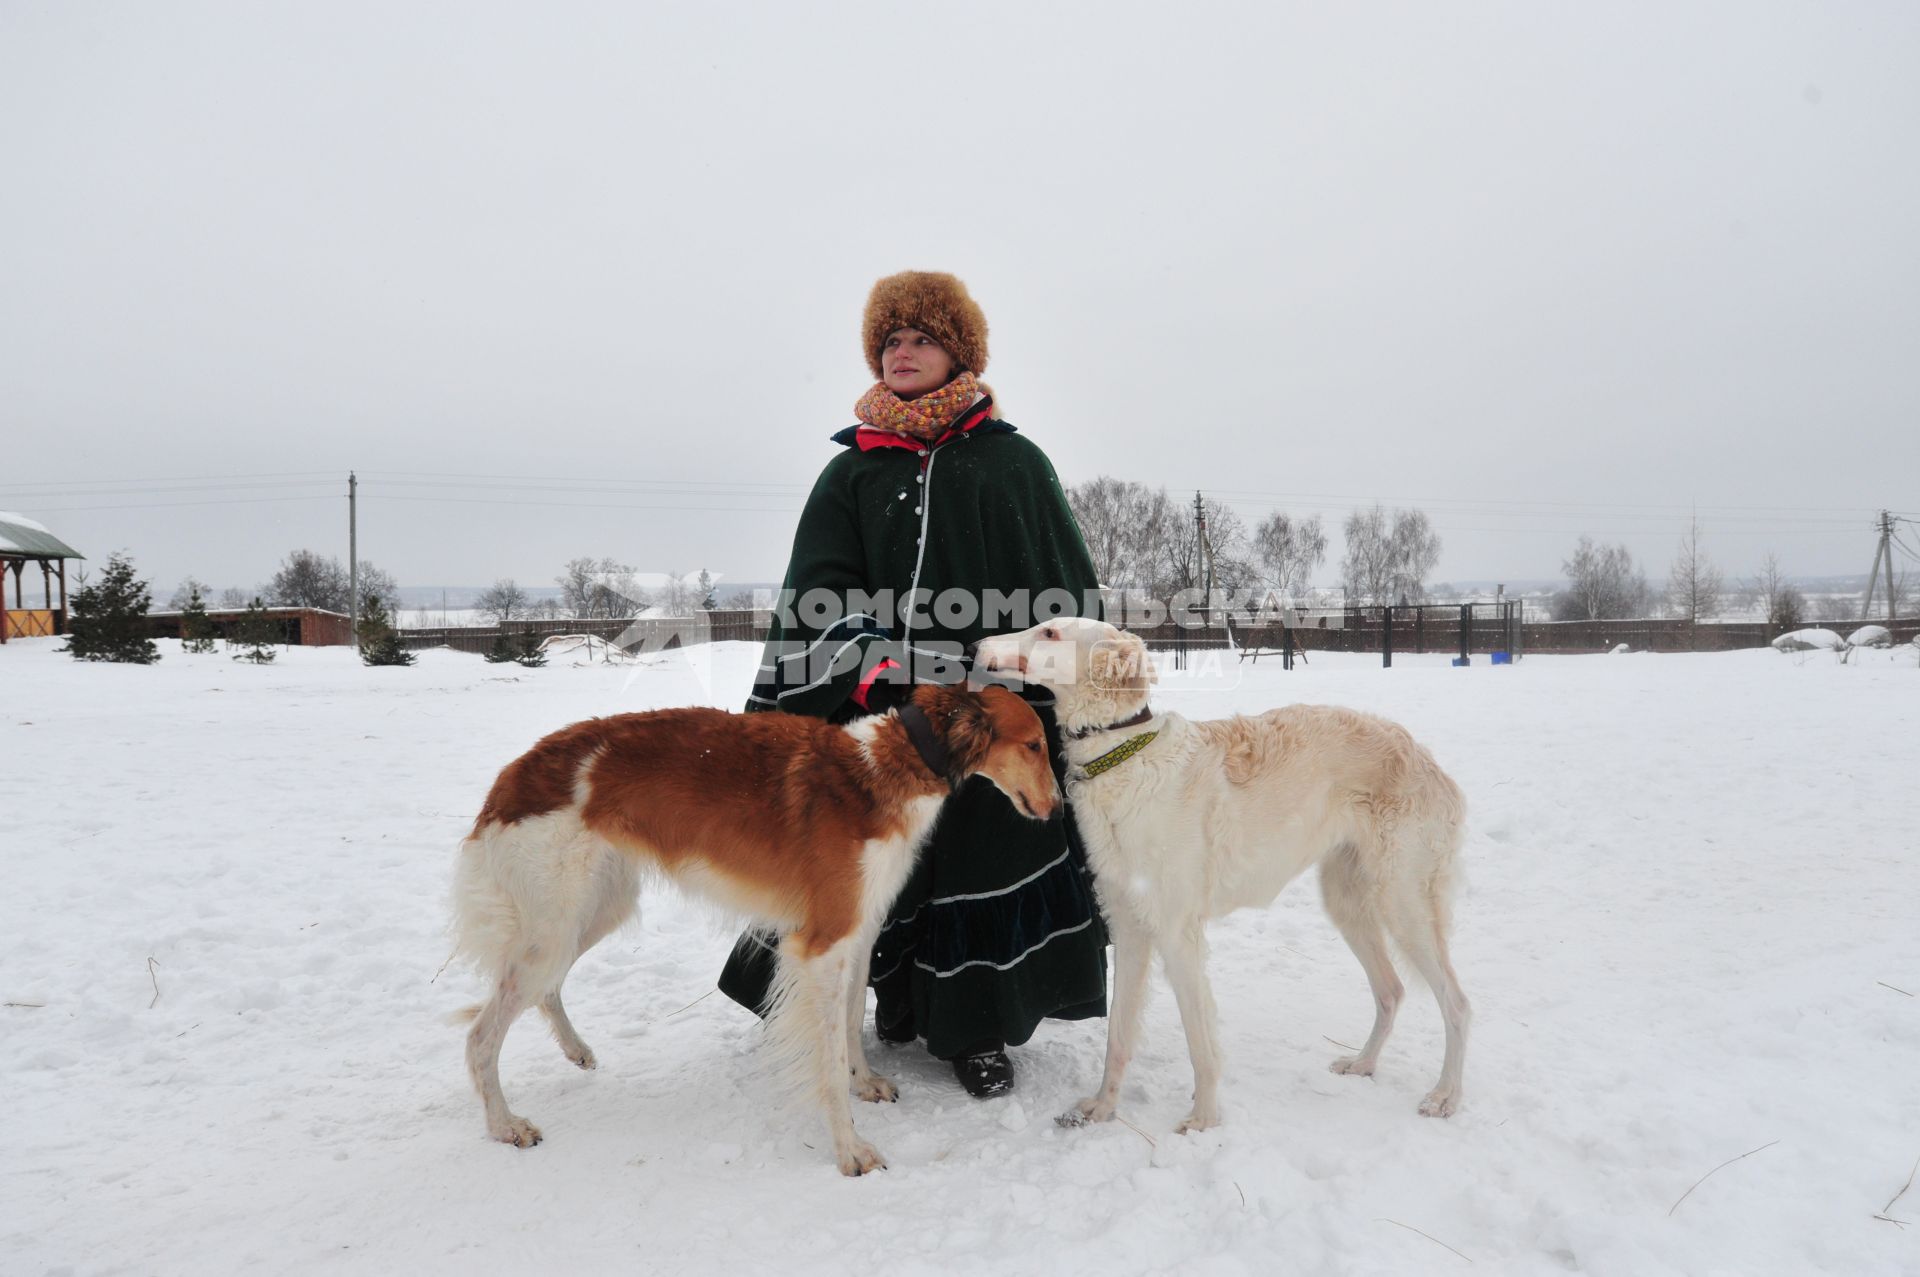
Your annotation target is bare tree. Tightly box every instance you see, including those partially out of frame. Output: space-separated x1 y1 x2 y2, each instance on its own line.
218 586 249 609
474 579 530 623
1340 506 1395 605
268 551 398 615
1388 509 1441 603
270 550 347 610
556 557 643 619
167 576 213 612
1341 505 1441 605
719 588 760 611
1553 536 1651 620
1745 552 1805 628
652 571 698 616
1067 477 1179 592
1665 516 1725 624
1252 512 1327 603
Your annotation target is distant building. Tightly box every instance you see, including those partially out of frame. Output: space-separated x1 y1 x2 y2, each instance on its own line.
0 512 84 643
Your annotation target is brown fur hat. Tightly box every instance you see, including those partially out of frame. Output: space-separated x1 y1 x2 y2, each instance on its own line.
862 271 989 380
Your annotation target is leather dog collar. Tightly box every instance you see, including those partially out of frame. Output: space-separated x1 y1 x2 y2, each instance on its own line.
897 703 952 785
1067 706 1155 740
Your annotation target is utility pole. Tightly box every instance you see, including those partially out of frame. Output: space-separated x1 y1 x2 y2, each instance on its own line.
1194 491 1216 631
1861 510 1894 621
349 471 359 649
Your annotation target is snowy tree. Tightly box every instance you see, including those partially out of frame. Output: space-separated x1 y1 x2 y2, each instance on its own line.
473 579 529 623
65 552 159 664
1553 537 1651 621
230 598 279 663
1666 517 1725 624
180 585 217 653
697 569 718 610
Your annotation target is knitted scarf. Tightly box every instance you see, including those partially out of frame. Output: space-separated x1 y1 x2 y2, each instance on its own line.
853 371 983 443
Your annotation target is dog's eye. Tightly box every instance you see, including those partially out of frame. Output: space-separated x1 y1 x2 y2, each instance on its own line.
1026 741 1042 753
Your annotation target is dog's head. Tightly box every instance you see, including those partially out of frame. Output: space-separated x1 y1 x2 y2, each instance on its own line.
912 683 1060 822
974 618 1155 736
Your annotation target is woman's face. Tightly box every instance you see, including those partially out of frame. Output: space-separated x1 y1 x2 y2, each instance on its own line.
881 328 956 399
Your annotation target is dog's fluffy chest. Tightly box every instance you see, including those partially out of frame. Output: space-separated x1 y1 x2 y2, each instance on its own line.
1066 724 1201 920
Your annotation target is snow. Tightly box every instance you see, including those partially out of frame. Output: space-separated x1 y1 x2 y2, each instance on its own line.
0 509 55 553
1847 625 1894 650
3 638 1918 1276
1772 628 1845 652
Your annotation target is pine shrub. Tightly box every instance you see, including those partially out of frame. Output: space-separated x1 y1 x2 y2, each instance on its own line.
64 552 160 664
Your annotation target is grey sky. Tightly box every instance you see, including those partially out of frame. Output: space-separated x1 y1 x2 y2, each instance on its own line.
4 2 1916 600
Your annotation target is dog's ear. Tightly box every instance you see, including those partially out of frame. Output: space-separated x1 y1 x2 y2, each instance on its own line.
933 687 995 784
1089 632 1153 692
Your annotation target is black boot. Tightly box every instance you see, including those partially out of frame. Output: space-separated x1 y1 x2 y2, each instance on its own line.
953 1046 1014 1098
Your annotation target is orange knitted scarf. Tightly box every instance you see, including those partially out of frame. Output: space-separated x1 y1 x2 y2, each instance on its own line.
853 372 983 443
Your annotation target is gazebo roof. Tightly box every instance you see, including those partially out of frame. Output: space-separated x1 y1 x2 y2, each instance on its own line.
0 512 84 560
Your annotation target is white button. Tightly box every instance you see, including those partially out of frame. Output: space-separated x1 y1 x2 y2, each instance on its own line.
914 475 923 484
917 449 928 457
914 506 922 514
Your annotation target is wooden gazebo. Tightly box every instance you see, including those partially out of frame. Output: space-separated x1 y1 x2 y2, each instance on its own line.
0 512 84 642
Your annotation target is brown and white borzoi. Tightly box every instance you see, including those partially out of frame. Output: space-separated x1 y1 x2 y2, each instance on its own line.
976 618 1470 1130
452 683 1058 1176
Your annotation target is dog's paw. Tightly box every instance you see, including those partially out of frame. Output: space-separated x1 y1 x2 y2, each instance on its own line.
1176 1107 1221 1134
491 1116 543 1148
1056 1096 1115 1128
837 1141 888 1176
1328 1055 1375 1077
853 1073 898 1104
566 1046 597 1070
1418 1087 1459 1118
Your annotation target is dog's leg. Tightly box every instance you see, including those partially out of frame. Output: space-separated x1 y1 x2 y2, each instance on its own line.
779 935 885 1176
1325 917 1403 1079
539 984 596 1070
535 875 635 1071
1159 927 1223 1133
1389 913 1471 1118
467 963 541 1147
1059 910 1152 1128
845 930 896 1104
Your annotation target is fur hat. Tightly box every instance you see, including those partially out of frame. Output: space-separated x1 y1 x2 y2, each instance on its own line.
862 271 989 380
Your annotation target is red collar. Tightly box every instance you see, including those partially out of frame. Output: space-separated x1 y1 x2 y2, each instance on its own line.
852 404 993 453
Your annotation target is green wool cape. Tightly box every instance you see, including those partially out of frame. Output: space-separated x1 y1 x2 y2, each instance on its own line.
719 413 1109 1060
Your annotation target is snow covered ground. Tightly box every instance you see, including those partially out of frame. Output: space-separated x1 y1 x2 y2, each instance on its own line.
4 637 1917 1276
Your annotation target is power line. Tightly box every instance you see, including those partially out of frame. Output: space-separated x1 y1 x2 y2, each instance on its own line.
22 495 343 514
2 469 338 489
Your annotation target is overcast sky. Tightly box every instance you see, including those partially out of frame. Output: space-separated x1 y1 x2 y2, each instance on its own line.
4 1 1916 601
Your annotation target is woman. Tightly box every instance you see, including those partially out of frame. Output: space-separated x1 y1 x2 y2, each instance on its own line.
719 270 1107 1097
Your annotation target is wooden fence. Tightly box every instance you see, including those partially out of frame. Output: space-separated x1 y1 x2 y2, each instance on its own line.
397 607 1920 661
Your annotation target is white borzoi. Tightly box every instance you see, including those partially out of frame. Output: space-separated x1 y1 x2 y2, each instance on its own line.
976 618 1471 1131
